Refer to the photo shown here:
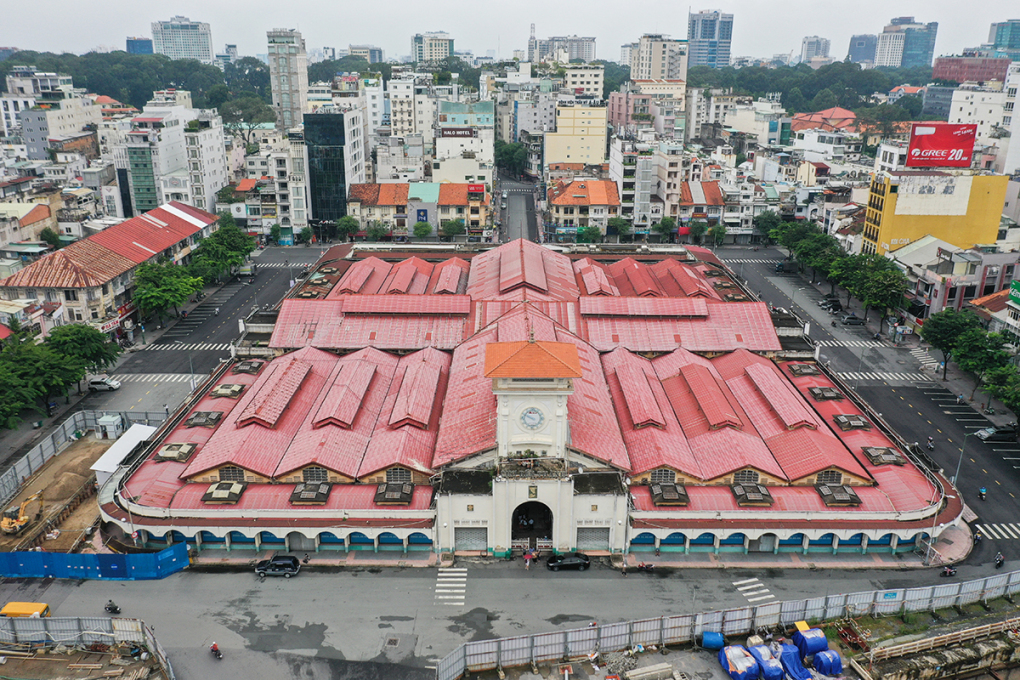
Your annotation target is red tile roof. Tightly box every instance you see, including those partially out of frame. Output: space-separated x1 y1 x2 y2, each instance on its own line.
0 238 136 288
790 107 857 133
438 184 469 206
90 203 216 264
679 181 724 206
548 179 620 207
18 204 50 227
483 340 583 378
235 178 257 192
348 183 410 206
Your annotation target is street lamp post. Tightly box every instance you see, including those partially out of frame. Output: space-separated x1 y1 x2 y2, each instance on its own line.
176 341 196 391
953 432 978 486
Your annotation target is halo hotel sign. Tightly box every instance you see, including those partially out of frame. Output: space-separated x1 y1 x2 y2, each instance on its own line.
906 123 977 168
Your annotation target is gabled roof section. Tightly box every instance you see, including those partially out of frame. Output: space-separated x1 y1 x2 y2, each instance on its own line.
428 258 470 294
679 362 742 430
312 360 377 429
500 238 548 293
388 361 442 429
579 297 708 318
381 257 433 294
348 184 380 205
237 359 312 428
680 180 724 206
615 362 665 428
466 239 580 302
328 257 391 296
608 258 662 297
574 258 620 296
744 363 816 431
484 340 582 378
90 202 216 264
548 179 620 207
0 239 135 289
438 184 470 206
341 294 470 316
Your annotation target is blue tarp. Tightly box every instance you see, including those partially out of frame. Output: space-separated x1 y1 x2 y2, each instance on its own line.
814 649 844 676
779 643 813 680
717 645 760 680
0 543 188 580
747 645 784 680
792 628 829 658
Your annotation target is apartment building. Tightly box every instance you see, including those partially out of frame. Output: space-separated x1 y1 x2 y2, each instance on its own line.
411 32 454 63
608 136 658 232
375 135 426 183
433 101 495 185
629 34 688 81
543 102 608 169
724 97 791 146
687 10 733 68
563 65 604 97
267 29 309 132
528 31 597 63
19 91 102 161
949 87 1007 147
234 132 309 243
875 17 938 69
685 88 750 142
151 16 213 63
800 36 830 63
547 178 620 237
349 45 384 63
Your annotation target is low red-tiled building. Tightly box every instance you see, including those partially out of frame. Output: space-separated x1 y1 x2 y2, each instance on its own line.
104 239 954 557
547 179 620 235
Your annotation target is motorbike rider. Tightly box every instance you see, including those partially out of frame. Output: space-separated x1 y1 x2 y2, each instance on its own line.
106 599 117 611
980 486 988 499
996 552 1004 565
210 642 220 654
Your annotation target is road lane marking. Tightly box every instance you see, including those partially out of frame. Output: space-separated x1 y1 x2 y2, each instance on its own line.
732 578 759 585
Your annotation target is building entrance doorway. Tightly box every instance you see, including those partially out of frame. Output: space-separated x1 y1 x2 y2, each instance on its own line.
511 501 552 550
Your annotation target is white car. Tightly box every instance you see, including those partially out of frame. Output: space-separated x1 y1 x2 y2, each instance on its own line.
88 377 121 392
502 191 508 199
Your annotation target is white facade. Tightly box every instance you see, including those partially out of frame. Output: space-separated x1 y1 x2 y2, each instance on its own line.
800 36 831 62
375 135 426 183
0 95 34 136
793 129 848 163
19 95 102 160
874 142 909 174
630 34 689 81
151 16 213 63
268 29 309 132
1003 63 1020 176
411 32 454 63
563 65 604 97
724 98 789 146
685 89 748 142
950 87 1007 147
874 31 904 68
433 128 494 184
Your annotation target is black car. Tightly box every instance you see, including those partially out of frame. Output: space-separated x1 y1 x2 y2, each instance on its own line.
975 424 1019 442
547 552 591 572
255 555 301 578
841 315 865 326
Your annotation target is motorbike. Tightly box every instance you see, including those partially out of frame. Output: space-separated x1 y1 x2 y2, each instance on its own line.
636 562 654 573
974 532 983 544
940 566 957 577
983 406 996 415
996 554 1005 569
210 644 223 660
980 488 987 501
105 602 120 615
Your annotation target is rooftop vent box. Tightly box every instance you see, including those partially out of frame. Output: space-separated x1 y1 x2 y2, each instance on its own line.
290 482 333 505
185 411 223 428
155 442 197 462
374 482 414 505
809 386 843 401
713 279 736 289
816 483 861 507
233 360 264 375
202 481 246 504
723 293 749 301
296 291 320 299
862 446 905 466
833 414 871 431
319 266 339 275
731 483 774 506
210 384 245 399
703 268 723 278
788 363 820 377
649 482 689 506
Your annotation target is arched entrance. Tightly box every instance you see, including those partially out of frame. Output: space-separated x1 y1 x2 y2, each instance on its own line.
512 501 553 550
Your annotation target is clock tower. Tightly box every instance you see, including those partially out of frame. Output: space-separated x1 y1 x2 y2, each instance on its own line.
483 339 581 460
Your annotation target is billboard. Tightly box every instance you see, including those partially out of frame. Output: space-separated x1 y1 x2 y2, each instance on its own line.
906 123 977 168
1010 280 1020 305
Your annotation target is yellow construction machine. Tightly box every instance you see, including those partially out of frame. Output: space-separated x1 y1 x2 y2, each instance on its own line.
1 492 43 535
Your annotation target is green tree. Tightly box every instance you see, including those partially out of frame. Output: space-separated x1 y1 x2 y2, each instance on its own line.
810 88 838 111
365 222 390 241
1 342 84 408
224 57 272 102
440 219 465 241
686 219 707 244
45 324 121 389
857 267 909 321
896 94 924 118
986 366 1020 428
413 221 433 241
607 217 631 242
204 83 231 110
708 223 728 246
576 225 603 243
653 217 677 242
190 219 255 281
753 210 782 241
336 216 360 242
298 226 312 243
269 224 282 244
134 262 204 322
793 232 844 291
38 227 62 250
494 139 528 177
0 359 39 429
954 330 1010 400
919 309 983 380
220 97 275 145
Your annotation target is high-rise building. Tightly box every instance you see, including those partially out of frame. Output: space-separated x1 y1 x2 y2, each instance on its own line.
620 43 638 67
126 37 153 55
151 16 213 63
527 28 598 63
989 19 1020 58
800 36 830 63
411 32 454 63
20 92 102 160
687 10 733 68
629 34 688 81
875 17 938 68
847 34 877 66
303 110 367 222
349 45 384 63
268 29 309 131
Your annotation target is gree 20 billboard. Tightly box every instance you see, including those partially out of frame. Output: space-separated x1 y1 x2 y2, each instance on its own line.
906 123 977 168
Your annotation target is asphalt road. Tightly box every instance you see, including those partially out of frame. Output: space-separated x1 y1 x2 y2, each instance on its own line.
113 247 321 377
495 172 538 242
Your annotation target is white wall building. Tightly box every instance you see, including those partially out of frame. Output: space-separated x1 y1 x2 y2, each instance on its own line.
630 34 688 81
268 29 309 132
19 94 102 160
949 87 1007 147
151 16 213 63
724 98 789 146
1003 63 1020 175
793 129 848 163
563 65 604 98
411 32 454 63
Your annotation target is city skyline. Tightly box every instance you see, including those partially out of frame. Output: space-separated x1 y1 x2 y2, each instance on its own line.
1 1 1010 66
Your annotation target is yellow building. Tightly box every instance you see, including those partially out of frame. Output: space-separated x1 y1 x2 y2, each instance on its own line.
863 171 1008 255
543 102 608 170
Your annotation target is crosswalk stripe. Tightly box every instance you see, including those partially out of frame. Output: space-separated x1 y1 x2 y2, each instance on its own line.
837 372 926 381
1000 524 1019 539
732 578 759 585
981 524 1002 539
746 594 776 602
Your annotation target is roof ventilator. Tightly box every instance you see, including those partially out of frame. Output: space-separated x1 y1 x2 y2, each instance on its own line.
816 483 862 507
290 482 333 505
202 481 247 504
833 414 871 431
788 364 820 377
731 483 774 506
808 386 843 401
374 482 414 505
233 360 264 375
185 411 223 428
210 384 245 399
862 446 905 466
649 482 689 506
155 443 197 462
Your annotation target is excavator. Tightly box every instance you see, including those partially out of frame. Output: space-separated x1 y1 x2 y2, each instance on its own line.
1 492 43 535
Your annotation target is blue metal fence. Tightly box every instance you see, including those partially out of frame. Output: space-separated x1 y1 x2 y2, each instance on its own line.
0 542 188 580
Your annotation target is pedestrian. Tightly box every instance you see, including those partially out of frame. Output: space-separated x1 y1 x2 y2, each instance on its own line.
525 551 531 570
621 563 627 577
163 404 169 416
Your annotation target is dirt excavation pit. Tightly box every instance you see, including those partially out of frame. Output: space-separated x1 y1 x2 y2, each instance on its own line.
0 436 112 551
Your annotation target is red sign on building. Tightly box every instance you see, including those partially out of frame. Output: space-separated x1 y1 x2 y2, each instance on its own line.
467 184 485 194
906 123 977 168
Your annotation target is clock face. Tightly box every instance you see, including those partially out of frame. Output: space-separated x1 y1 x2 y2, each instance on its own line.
520 407 545 430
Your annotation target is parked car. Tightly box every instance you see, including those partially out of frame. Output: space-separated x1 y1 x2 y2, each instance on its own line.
547 552 591 572
255 555 301 578
841 315 864 326
825 302 843 314
87 377 121 392
820 299 841 310
976 424 1019 442
502 191 508 199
